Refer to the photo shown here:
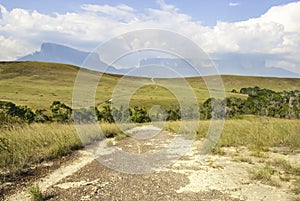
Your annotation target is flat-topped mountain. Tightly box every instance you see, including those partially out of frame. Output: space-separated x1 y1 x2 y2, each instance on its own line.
18 43 90 67
17 43 299 78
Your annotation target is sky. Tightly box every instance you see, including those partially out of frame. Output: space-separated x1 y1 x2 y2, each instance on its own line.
0 0 300 75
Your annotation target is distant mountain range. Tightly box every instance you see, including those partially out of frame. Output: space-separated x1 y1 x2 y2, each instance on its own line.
18 43 90 66
17 43 299 78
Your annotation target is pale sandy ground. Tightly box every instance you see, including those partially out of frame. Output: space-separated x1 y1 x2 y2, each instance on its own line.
5 151 94 201
4 126 300 201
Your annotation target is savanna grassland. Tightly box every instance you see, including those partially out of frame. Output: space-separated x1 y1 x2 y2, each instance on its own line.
1 61 299 110
1 61 300 200
0 61 299 168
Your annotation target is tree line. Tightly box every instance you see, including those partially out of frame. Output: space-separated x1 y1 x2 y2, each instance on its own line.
228 87 299 119
0 86 299 127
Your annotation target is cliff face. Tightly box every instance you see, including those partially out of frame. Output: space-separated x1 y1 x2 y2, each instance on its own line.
18 43 89 67
17 43 299 78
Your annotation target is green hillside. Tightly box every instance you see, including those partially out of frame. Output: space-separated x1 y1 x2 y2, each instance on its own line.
0 61 299 110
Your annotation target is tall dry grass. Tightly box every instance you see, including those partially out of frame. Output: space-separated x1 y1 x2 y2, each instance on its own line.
1 117 299 173
0 122 123 173
218 117 300 151
164 116 300 151
0 123 81 172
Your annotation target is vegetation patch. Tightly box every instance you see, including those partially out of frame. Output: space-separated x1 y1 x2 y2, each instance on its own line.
249 165 280 187
1 62 300 190
27 184 43 201
234 157 253 164
1 62 299 110
292 178 300 195
0 122 126 174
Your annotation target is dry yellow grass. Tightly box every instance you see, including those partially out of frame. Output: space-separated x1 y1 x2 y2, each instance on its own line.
164 117 300 151
0 123 81 172
0 122 124 172
1 117 299 174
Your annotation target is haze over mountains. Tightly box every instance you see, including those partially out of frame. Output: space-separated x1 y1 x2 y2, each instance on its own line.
18 43 299 78
18 43 90 66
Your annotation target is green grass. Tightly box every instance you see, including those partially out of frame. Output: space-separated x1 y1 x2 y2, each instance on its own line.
0 62 79 109
27 184 43 201
219 74 300 92
1 61 299 110
211 146 226 155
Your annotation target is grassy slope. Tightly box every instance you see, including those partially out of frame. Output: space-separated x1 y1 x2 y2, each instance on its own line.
1 61 300 174
0 61 299 110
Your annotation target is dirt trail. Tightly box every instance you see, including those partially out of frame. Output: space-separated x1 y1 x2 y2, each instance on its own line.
4 126 300 201
5 151 94 201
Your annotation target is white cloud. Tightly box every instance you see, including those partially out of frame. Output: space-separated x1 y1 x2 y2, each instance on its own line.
0 1 299 74
260 2 300 32
81 4 135 13
0 35 29 60
80 4 136 22
229 2 240 7
156 0 179 12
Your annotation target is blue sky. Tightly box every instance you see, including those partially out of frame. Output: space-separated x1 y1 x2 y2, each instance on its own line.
0 0 299 75
0 0 298 25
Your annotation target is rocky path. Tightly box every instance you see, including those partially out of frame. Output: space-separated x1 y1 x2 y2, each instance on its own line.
4 126 299 201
